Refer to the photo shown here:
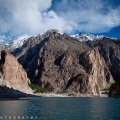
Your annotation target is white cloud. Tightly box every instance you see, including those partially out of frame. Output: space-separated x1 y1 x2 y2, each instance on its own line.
0 0 51 35
0 0 74 37
0 0 120 38
54 0 120 33
41 10 76 33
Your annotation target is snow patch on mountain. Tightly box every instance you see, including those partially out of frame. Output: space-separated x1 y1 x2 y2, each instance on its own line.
71 33 104 41
5 35 30 51
71 33 119 41
43 29 63 36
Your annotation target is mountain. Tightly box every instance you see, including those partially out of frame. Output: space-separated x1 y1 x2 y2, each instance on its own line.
0 30 62 52
5 34 30 51
71 33 118 42
11 29 114 95
1 31 118 52
0 48 33 98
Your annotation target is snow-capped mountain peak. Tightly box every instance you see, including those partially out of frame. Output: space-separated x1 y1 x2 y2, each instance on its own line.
71 33 104 41
5 34 30 51
1 30 119 52
43 29 63 36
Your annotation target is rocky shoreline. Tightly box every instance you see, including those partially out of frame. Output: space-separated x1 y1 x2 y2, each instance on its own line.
34 92 108 97
0 92 108 101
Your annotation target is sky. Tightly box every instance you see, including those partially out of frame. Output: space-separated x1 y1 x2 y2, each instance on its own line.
0 0 120 41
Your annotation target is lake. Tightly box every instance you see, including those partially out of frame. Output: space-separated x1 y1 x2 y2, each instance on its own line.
0 97 120 120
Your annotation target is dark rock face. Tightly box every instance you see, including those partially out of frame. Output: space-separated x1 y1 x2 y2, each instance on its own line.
0 49 33 96
12 31 114 95
108 83 120 97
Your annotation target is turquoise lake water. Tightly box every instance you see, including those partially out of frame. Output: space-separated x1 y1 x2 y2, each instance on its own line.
0 97 120 120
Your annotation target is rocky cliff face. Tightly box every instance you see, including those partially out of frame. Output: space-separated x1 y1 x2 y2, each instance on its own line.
86 38 120 82
12 30 114 95
0 49 32 95
69 47 114 95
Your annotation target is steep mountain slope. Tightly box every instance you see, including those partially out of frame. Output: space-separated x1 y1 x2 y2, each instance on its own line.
12 30 114 95
66 47 113 94
0 48 32 97
86 37 120 82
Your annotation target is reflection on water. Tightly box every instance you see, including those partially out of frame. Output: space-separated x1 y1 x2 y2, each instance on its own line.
0 100 37 120
0 97 120 120
0 100 28 115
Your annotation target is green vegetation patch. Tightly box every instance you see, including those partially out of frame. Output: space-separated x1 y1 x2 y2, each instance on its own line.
101 88 109 94
28 83 47 93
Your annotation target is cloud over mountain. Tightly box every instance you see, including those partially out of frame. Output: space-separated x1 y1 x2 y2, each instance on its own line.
0 0 120 37
53 0 120 33
0 0 74 37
